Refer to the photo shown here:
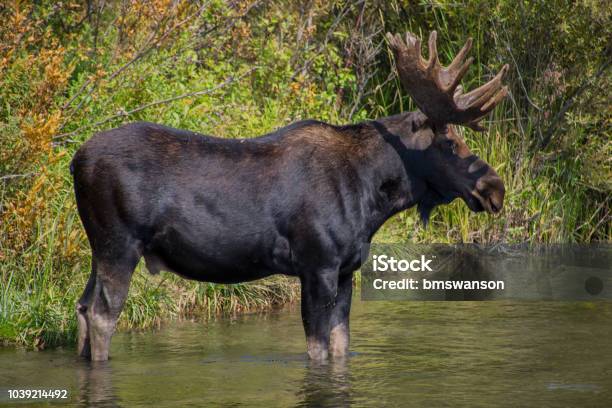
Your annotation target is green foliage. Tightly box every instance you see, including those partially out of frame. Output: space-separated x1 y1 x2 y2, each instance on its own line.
367 0 611 243
0 0 610 348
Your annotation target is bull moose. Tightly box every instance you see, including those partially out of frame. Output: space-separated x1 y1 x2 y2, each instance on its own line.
72 31 508 361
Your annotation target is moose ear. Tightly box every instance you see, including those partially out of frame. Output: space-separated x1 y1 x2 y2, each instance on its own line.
410 112 429 133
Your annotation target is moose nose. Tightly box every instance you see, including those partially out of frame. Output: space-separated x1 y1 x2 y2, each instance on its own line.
476 172 505 214
489 195 502 213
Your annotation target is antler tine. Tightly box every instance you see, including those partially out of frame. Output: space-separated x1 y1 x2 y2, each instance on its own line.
481 86 508 112
446 38 473 92
454 84 464 98
404 32 422 63
427 31 439 70
448 38 473 73
460 64 510 109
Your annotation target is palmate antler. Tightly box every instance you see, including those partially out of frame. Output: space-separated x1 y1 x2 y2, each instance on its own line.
387 31 509 131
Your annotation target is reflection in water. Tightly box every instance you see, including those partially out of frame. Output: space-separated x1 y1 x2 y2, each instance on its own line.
2 301 612 407
298 359 352 408
75 361 120 408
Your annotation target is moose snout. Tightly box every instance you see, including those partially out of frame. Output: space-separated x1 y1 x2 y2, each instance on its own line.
474 171 505 214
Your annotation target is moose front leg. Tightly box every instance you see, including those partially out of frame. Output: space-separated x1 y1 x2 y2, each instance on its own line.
86 248 138 362
300 268 339 362
329 272 353 359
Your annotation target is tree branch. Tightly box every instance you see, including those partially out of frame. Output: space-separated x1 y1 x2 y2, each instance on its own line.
539 57 611 149
0 172 36 182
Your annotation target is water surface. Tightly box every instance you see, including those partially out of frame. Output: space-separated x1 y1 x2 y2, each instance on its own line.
2 300 612 407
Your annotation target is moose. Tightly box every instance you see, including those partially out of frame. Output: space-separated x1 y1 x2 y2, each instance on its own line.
72 31 508 361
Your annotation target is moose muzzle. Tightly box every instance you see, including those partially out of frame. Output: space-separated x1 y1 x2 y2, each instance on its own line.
472 168 505 214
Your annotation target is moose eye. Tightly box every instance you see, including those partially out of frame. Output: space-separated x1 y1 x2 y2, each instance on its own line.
444 140 457 154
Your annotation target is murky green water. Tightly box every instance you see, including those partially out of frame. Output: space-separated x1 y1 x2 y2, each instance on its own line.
2 300 612 407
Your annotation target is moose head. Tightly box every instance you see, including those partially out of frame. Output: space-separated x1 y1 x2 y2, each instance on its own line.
385 31 508 224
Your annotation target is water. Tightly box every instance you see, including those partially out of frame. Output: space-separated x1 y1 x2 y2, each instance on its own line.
2 300 612 407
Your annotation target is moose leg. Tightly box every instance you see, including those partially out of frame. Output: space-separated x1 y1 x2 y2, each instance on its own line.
300 268 339 362
329 272 353 359
87 251 138 362
76 258 97 358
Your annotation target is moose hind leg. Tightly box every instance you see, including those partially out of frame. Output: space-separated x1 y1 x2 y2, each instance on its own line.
88 253 138 362
76 259 97 358
329 272 353 359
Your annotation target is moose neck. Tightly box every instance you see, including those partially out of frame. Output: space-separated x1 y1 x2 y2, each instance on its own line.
351 111 430 236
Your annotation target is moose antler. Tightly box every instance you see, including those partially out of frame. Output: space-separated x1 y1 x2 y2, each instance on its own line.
387 31 509 131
